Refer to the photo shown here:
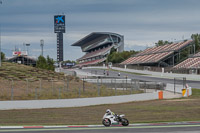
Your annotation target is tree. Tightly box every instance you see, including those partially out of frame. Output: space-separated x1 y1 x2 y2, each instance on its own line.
1 52 5 61
191 34 200 52
63 60 76 64
46 55 55 71
155 40 172 47
36 55 55 70
36 55 47 69
107 50 138 63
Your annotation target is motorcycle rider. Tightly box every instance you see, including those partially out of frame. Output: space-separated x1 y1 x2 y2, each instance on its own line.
105 109 120 121
105 109 115 116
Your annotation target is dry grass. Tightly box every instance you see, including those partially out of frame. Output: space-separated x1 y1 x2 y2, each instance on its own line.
0 62 143 100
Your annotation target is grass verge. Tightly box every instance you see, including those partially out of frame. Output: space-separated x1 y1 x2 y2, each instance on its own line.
0 89 199 125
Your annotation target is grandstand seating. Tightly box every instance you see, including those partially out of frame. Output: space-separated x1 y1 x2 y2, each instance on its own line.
72 32 124 67
77 58 106 67
173 52 200 69
78 45 112 60
193 52 200 57
121 40 193 65
121 51 173 65
136 40 192 56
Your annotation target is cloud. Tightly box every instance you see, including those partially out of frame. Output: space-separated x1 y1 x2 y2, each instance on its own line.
1 0 200 61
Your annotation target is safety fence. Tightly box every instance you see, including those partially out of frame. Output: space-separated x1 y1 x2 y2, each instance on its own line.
0 75 188 101
0 77 146 101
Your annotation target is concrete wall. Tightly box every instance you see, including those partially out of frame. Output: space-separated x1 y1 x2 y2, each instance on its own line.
0 92 159 110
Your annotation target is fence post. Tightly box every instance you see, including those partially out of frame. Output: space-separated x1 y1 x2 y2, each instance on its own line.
174 78 176 94
67 77 69 91
39 79 42 96
26 78 28 95
122 79 124 91
35 88 38 100
126 76 127 91
183 77 186 89
115 78 117 96
79 85 81 98
51 78 54 94
63 79 65 92
82 78 85 92
97 77 100 96
11 79 14 100
59 88 61 99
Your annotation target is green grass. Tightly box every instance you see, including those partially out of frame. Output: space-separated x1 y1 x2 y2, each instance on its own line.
189 88 200 98
0 89 199 125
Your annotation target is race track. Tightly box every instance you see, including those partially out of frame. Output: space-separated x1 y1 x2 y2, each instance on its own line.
1 122 200 133
81 68 200 89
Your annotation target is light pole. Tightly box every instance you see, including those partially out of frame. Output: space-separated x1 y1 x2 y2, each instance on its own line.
26 43 30 55
40 39 44 56
0 0 2 67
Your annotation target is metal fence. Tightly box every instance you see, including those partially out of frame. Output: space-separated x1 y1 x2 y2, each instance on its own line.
173 77 187 94
84 77 165 93
0 76 166 101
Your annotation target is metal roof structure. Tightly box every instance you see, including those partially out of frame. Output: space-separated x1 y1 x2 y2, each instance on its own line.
71 32 122 47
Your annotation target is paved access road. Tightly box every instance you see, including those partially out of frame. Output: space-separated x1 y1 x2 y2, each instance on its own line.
1 122 200 133
82 68 200 89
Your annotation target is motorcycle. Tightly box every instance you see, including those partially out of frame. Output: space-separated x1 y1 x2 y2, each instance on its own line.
118 72 120 76
102 113 129 127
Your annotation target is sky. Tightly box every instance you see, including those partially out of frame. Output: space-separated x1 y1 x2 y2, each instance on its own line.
0 0 200 61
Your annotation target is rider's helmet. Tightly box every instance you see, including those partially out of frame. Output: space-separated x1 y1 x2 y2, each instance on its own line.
106 109 111 114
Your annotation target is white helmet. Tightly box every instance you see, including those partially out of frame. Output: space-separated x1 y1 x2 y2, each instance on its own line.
106 109 111 113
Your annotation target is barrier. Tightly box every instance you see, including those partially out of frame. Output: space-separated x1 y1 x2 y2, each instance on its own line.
182 87 192 97
158 91 163 100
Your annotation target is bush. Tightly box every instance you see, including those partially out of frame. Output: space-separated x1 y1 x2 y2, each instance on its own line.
36 55 55 71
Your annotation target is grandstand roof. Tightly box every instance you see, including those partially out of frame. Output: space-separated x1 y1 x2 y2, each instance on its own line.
135 40 193 56
121 40 194 65
71 32 122 46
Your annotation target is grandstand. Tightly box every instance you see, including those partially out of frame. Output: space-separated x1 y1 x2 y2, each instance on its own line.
71 32 124 67
121 40 195 67
173 52 200 69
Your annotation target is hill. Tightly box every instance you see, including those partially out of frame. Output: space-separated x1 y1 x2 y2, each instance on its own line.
0 62 140 100
0 62 65 81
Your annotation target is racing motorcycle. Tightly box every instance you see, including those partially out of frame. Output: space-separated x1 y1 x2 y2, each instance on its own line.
102 113 129 127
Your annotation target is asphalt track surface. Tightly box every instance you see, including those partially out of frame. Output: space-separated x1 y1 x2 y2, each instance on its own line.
82 68 200 89
1 122 200 133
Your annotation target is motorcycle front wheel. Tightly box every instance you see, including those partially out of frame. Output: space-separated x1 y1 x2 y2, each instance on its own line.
121 118 129 126
102 118 111 127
